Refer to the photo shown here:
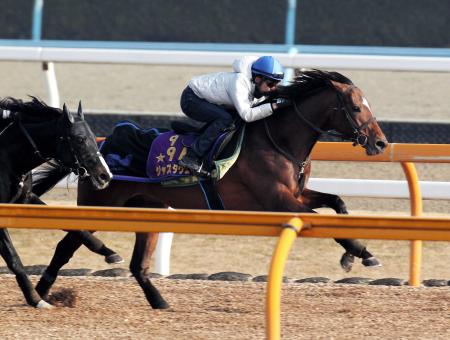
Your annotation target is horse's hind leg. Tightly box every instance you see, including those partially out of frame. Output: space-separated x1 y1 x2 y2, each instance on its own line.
24 193 123 265
122 196 169 309
0 228 52 308
71 230 124 264
130 232 169 309
301 188 381 272
35 231 84 299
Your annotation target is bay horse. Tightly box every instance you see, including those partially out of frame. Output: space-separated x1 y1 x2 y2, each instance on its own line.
0 97 114 308
34 70 388 309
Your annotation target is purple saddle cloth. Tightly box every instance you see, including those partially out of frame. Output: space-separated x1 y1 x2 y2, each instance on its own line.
146 131 196 180
101 120 237 183
100 121 197 183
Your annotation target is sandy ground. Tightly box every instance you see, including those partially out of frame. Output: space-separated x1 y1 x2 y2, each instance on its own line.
1 62 449 339
0 276 448 339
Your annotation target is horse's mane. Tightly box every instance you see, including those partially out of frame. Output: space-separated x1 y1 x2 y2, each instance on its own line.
276 69 353 100
0 96 61 121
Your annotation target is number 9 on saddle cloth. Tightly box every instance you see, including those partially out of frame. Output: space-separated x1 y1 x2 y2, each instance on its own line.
99 120 244 187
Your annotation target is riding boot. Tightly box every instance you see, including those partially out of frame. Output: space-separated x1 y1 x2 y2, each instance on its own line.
192 118 230 155
179 117 232 176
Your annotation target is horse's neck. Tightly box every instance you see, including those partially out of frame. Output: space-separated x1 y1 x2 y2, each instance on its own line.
0 165 13 202
3 122 56 175
0 146 29 202
264 92 335 162
7 142 44 176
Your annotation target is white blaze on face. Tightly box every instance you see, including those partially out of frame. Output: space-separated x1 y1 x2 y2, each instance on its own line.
362 97 371 111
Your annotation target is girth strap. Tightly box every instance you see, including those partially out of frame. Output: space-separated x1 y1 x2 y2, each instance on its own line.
199 179 225 210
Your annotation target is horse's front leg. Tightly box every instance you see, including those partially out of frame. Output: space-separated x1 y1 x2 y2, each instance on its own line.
0 228 52 308
130 232 169 309
301 188 381 272
301 188 348 214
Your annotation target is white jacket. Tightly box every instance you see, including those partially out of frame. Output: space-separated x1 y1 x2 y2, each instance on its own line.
188 56 273 122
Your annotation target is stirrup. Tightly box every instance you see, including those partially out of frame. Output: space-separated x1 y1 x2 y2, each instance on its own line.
192 162 214 178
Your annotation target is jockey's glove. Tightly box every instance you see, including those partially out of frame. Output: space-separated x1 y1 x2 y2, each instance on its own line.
271 98 292 111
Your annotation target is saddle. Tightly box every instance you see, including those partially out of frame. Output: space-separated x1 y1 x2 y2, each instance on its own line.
100 120 245 186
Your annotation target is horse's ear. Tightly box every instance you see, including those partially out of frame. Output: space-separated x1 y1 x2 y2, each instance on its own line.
63 103 75 124
77 101 84 120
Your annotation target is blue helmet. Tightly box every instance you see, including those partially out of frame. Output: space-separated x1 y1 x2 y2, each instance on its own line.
251 56 284 81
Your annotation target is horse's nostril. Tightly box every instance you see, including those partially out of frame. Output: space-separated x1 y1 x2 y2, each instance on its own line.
376 140 387 150
100 173 111 181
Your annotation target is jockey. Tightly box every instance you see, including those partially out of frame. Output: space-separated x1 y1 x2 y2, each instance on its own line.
178 55 287 174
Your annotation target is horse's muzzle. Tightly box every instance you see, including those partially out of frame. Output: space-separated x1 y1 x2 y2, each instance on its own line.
89 155 113 190
366 138 388 155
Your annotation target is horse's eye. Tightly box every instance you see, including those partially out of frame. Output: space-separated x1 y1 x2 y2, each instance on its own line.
76 136 85 144
353 106 361 112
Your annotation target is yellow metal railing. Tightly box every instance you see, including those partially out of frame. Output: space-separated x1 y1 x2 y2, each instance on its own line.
2 205 450 240
266 218 303 340
1 204 450 340
311 142 450 163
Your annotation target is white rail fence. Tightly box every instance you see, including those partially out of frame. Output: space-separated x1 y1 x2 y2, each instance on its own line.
3 46 450 71
2 45 450 108
54 175 450 276
55 175 450 200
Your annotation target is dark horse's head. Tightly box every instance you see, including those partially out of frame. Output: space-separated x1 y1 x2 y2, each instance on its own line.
276 70 388 155
0 97 112 189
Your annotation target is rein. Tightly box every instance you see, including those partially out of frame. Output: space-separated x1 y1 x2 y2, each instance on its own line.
263 119 309 180
18 120 49 163
3 114 88 178
292 85 376 146
0 116 51 163
263 84 375 182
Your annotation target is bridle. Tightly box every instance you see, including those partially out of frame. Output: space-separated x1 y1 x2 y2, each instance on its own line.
54 119 89 178
263 84 376 181
1 111 89 178
292 85 375 147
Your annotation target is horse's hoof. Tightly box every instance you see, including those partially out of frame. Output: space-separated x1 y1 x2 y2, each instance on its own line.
362 256 382 267
340 252 354 272
105 253 125 264
36 300 54 309
152 300 170 309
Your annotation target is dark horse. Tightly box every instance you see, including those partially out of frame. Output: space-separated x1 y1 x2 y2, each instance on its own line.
34 70 388 309
0 97 114 308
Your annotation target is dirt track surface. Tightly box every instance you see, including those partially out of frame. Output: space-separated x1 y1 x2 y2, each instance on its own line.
0 276 448 340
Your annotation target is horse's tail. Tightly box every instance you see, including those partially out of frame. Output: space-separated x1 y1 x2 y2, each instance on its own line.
32 161 72 196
